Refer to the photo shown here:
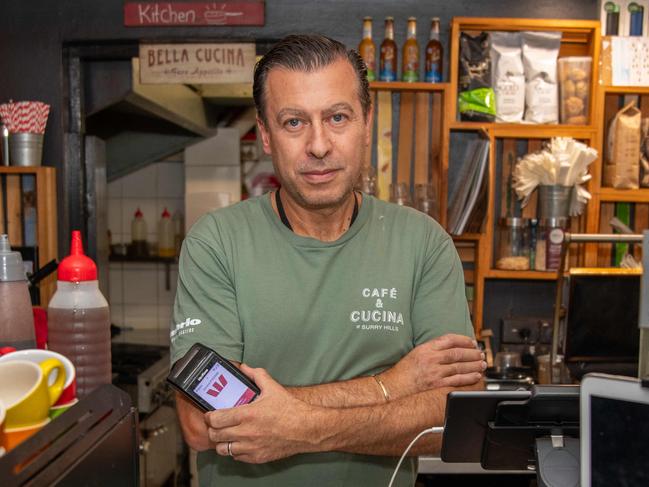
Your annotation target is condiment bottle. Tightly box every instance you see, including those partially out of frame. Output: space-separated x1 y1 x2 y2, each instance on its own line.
425 17 443 83
379 17 398 81
358 17 376 82
158 208 175 258
0 234 35 350
402 17 420 82
48 231 111 398
131 207 148 257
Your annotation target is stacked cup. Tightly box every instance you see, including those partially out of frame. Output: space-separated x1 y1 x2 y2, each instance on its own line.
0 349 76 452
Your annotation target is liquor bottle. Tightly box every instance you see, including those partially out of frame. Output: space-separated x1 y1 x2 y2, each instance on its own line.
358 17 376 82
424 17 443 83
379 17 398 82
604 1 620 35
402 17 420 82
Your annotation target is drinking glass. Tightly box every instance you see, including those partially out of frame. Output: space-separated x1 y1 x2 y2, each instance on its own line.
390 182 412 206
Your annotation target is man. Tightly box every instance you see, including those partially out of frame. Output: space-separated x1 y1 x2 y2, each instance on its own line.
171 34 485 487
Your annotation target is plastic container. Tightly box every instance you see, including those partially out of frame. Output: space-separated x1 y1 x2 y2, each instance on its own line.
0 234 35 350
495 217 530 270
130 208 148 257
47 231 111 398
558 57 592 125
158 208 175 258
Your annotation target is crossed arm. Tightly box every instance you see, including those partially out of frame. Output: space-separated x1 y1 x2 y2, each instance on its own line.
176 333 485 462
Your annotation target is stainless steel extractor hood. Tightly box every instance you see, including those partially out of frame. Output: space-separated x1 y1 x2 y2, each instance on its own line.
85 58 220 181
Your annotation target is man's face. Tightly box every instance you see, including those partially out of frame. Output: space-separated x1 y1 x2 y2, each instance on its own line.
257 58 372 210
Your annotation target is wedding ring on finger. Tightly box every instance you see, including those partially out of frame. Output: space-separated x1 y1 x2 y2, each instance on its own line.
227 441 233 457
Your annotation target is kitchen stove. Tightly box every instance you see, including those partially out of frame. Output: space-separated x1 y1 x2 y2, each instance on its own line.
111 331 179 487
112 342 171 414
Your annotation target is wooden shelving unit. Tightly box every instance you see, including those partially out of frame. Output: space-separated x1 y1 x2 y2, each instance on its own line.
446 17 601 332
367 17 648 335
368 81 450 227
0 166 57 305
585 82 649 267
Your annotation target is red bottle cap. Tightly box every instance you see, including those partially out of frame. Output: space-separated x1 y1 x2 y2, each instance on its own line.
161 208 171 218
135 208 143 218
57 230 97 282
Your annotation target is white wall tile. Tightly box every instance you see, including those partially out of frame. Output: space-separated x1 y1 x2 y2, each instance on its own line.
157 305 174 330
110 304 124 326
122 164 157 198
123 304 159 329
158 265 178 305
107 199 122 239
108 265 124 305
111 232 125 245
157 163 185 198
184 128 240 167
108 179 122 199
123 267 158 304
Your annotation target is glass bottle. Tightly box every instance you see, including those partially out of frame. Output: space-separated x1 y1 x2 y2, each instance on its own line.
379 17 398 82
424 17 443 83
402 17 420 82
358 17 376 82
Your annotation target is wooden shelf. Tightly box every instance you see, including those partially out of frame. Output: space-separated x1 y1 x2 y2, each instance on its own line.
369 81 449 92
485 269 558 280
0 166 54 174
598 188 649 203
448 121 597 138
602 85 649 95
452 17 600 33
452 233 482 242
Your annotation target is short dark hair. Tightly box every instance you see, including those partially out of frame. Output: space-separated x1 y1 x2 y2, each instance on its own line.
253 34 371 125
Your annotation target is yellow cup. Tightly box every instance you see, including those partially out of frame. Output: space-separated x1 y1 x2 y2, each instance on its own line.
2 418 50 452
0 359 65 429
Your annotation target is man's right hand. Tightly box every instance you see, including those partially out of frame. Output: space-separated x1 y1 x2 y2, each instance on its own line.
380 334 486 399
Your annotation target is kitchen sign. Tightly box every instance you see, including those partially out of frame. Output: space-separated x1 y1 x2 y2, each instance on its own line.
124 1 265 27
139 43 255 84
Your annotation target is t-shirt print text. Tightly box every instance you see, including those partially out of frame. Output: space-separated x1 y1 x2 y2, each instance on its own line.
350 287 404 332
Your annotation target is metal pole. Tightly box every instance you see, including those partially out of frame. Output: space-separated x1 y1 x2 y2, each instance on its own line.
639 230 649 380
550 232 645 383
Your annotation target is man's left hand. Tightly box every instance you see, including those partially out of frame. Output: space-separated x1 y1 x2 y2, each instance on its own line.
205 364 319 464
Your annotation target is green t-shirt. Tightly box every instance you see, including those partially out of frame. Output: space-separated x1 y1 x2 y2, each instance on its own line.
171 193 473 487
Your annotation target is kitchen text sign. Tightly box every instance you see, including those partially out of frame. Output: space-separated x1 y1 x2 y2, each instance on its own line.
125 2 264 26
139 43 255 84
